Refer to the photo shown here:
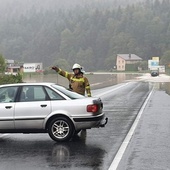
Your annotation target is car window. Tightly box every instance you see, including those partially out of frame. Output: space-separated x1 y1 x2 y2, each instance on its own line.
19 85 47 102
0 86 18 103
45 87 64 100
51 84 85 99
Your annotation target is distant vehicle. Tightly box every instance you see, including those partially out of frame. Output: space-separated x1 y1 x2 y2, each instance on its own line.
151 70 159 77
0 83 107 142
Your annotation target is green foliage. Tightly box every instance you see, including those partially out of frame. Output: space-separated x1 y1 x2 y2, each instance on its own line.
54 58 70 71
104 55 116 71
160 50 170 67
0 73 23 85
44 58 70 74
0 0 170 71
138 61 148 70
0 54 6 73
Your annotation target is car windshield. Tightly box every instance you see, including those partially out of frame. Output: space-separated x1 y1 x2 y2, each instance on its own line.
51 84 85 99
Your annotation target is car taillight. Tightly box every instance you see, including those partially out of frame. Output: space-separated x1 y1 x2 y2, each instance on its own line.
87 104 98 113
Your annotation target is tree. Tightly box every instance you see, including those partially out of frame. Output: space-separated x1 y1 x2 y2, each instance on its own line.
59 29 75 60
160 50 170 67
104 55 116 71
0 73 23 85
1 0 170 71
0 53 6 73
54 58 70 71
76 47 95 71
138 61 148 70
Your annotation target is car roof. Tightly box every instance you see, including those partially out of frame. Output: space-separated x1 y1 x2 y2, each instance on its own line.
0 82 56 87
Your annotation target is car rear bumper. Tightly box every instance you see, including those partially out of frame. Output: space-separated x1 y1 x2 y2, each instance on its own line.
73 114 104 122
73 113 108 130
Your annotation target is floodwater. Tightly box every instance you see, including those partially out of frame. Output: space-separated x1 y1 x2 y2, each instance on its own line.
153 81 170 95
23 73 141 90
22 72 170 97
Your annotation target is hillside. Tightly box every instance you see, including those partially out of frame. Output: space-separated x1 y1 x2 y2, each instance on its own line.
0 0 169 71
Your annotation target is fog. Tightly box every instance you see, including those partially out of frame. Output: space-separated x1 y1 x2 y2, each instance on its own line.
0 0 164 71
0 0 144 12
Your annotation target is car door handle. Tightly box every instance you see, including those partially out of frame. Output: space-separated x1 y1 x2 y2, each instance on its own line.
41 104 47 108
5 106 12 109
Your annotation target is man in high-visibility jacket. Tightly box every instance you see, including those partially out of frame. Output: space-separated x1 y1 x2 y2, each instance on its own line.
51 63 91 97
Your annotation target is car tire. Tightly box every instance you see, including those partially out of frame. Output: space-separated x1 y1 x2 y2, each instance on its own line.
48 117 74 142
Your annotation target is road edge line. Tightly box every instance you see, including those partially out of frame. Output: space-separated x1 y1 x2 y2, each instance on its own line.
108 89 154 170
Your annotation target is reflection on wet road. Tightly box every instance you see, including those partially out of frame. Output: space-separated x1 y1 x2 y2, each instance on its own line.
0 133 105 170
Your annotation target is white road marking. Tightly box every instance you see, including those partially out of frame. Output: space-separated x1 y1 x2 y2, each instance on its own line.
108 88 154 170
94 83 130 97
0 134 9 138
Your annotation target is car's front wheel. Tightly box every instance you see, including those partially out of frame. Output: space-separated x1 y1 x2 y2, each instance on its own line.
48 117 74 142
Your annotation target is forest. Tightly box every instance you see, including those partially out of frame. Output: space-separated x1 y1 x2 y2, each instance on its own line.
0 0 170 71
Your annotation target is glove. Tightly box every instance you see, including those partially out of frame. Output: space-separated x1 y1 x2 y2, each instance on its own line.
51 66 58 71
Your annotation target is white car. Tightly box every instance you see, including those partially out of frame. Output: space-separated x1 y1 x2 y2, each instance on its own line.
0 82 107 142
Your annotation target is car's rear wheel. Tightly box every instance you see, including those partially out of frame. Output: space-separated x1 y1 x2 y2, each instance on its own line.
48 117 74 142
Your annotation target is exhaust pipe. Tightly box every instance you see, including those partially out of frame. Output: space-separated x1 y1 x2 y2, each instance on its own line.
99 117 108 127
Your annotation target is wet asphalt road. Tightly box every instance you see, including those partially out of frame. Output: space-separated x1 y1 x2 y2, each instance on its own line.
117 82 170 170
0 81 152 170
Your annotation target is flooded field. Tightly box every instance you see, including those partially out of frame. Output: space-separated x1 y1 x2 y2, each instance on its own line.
23 73 141 90
23 72 170 95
